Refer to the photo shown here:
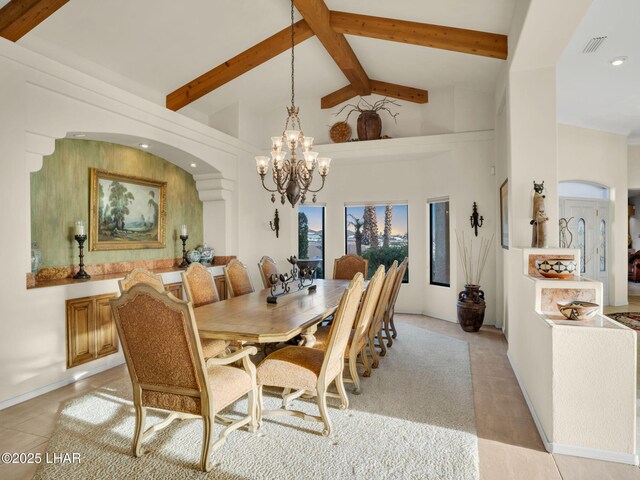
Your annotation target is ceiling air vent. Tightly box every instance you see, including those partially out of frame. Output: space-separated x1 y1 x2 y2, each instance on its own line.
582 36 607 53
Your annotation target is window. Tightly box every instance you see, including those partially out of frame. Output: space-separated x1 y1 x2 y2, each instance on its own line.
429 200 450 287
577 218 586 274
599 219 606 272
298 205 325 279
344 204 409 282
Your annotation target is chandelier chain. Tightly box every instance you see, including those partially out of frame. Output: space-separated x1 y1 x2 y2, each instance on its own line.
290 0 295 109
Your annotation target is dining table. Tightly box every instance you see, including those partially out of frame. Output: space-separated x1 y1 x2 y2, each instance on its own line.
194 279 354 347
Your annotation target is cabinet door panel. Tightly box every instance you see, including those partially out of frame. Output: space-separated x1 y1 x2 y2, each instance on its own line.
95 294 118 358
214 275 227 300
165 282 183 300
66 298 96 368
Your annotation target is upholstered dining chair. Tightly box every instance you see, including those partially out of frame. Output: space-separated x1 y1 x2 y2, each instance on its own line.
255 273 365 437
110 284 258 472
118 268 164 294
333 254 368 280
119 267 227 360
384 257 408 346
224 259 255 298
368 261 398 369
312 264 385 394
258 256 279 289
182 262 221 307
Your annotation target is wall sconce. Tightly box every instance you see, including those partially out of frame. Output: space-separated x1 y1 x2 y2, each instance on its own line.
470 202 483 237
270 209 280 238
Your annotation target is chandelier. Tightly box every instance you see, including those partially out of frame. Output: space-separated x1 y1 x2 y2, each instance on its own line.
255 1 331 207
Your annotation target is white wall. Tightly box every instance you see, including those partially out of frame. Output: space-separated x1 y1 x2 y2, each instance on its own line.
245 86 495 149
233 132 497 323
0 38 258 407
629 145 640 189
557 124 628 306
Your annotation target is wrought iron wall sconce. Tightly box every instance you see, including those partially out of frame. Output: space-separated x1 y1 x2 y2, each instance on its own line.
270 209 280 238
470 202 484 237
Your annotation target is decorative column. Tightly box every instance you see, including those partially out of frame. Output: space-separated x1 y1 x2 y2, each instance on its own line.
194 173 236 256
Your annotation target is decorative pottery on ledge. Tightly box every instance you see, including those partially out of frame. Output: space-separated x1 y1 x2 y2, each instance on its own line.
556 300 599 320
457 285 486 332
535 258 578 278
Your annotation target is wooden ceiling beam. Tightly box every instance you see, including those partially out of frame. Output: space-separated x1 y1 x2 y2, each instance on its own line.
321 80 428 109
292 0 371 96
330 10 508 60
0 0 69 42
166 19 314 111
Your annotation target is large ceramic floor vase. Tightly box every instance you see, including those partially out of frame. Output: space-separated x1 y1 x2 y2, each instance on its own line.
457 284 486 332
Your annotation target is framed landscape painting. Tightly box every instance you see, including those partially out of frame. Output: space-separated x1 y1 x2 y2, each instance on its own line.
89 168 166 251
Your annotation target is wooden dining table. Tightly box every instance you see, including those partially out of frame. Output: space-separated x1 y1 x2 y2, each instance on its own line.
194 279 353 347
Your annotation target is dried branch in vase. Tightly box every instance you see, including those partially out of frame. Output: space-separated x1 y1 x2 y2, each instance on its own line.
456 230 495 286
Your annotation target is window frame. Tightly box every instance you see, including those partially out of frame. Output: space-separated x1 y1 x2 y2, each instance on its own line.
298 205 325 279
343 203 409 283
429 199 451 288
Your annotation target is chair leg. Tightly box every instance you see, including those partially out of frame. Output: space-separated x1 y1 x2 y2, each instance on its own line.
256 385 264 428
248 386 258 432
369 332 380 369
317 384 332 437
348 355 361 394
384 319 393 347
132 404 146 457
335 375 349 410
377 328 387 357
390 310 398 339
361 346 372 377
200 415 214 472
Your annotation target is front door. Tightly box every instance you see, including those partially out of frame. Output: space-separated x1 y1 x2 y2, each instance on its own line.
559 198 610 305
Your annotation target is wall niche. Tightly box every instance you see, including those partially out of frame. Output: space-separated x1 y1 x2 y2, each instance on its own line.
30 139 203 271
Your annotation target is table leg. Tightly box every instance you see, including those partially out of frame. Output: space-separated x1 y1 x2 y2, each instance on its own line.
299 324 318 348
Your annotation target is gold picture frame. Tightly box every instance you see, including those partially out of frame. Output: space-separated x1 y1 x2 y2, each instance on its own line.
89 168 166 251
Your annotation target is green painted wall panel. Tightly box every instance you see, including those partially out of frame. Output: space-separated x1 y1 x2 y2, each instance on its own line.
31 139 203 268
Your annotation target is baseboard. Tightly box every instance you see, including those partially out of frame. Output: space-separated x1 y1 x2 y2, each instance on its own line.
0 358 126 411
552 443 639 465
507 351 639 466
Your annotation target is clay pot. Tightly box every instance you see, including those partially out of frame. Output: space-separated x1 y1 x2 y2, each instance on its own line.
457 284 486 332
357 111 382 140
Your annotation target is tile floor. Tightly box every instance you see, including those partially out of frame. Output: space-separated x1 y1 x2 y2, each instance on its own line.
0 315 638 479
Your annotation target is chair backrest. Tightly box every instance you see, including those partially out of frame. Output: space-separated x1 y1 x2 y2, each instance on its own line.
182 262 220 307
224 259 255 298
258 256 279 289
110 284 211 415
351 264 386 353
388 257 408 312
118 268 165 294
333 254 368 280
320 273 365 383
370 261 398 336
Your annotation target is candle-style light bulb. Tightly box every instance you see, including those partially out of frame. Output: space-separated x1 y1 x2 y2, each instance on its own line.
75 220 85 236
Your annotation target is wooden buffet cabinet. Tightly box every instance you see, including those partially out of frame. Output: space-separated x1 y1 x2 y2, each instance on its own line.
65 276 227 368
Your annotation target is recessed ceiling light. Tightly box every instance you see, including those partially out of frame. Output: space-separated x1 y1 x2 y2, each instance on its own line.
610 56 627 66
71 133 86 138
190 163 197 168
138 143 150 149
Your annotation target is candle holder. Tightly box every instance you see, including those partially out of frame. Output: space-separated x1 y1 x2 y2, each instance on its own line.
179 234 189 268
73 234 91 280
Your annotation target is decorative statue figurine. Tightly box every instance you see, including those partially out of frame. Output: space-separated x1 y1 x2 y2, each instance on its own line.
530 181 548 248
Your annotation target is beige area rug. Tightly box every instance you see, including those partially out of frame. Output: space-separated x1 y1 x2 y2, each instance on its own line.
34 325 478 479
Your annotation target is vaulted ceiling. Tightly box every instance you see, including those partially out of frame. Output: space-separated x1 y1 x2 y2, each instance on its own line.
2 0 515 117
558 0 640 142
